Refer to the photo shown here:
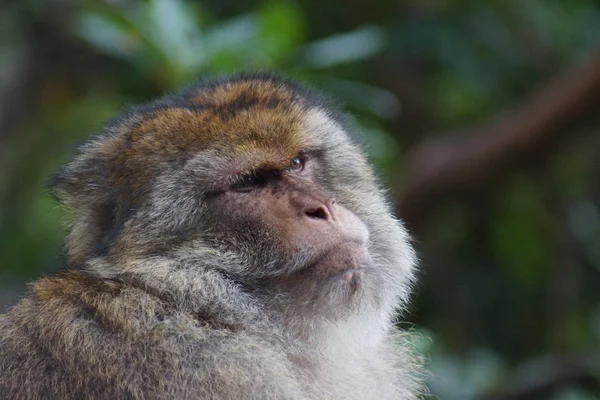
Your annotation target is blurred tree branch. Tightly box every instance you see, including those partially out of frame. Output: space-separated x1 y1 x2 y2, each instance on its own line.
480 358 599 400
394 47 600 230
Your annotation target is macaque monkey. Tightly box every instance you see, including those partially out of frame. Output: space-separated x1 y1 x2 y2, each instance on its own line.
0 74 422 399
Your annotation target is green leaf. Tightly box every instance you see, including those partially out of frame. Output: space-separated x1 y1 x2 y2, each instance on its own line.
257 1 305 63
300 26 386 68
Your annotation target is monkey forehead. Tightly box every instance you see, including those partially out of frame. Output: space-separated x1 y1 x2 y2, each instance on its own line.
116 103 340 169
178 109 349 190
95 75 352 190
127 106 308 153
111 73 345 150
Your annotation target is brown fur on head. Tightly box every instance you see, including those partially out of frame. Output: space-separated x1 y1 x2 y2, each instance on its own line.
51 72 416 322
51 74 336 264
1 73 424 400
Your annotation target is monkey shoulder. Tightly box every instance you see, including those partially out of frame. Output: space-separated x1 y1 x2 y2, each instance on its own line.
0 271 304 400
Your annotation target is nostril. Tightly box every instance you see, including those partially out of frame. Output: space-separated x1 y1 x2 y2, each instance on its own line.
306 206 329 220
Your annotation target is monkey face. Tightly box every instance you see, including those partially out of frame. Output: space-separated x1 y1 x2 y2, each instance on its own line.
51 74 416 319
200 150 376 310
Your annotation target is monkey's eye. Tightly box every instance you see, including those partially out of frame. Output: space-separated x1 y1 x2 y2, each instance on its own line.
288 156 305 171
232 172 266 192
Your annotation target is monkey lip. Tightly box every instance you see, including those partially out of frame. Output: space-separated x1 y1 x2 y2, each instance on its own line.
307 240 363 266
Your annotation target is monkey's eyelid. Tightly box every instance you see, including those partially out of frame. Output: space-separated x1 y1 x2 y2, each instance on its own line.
229 171 269 191
300 148 325 162
227 149 321 190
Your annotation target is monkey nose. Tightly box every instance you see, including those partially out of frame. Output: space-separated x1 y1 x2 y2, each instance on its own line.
305 198 336 221
305 205 330 220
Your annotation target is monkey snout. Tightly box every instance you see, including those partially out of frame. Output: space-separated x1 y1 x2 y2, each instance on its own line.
298 192 336 221
301 204 369 247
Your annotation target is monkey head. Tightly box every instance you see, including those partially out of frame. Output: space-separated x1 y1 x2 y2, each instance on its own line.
51 74 416 323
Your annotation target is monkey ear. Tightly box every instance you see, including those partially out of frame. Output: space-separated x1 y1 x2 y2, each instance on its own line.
48 136 124 266
48 138 115 211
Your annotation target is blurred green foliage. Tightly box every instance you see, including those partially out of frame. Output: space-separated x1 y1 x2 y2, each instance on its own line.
1 0 600 398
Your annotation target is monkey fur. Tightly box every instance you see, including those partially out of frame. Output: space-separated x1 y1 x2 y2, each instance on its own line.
0 73 423 399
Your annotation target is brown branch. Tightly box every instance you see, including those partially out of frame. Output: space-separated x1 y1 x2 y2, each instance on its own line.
480 359 599 400
394 47 600 229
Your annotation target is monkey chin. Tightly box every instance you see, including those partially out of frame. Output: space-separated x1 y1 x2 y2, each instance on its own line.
314 241 368 294
257 242 372 318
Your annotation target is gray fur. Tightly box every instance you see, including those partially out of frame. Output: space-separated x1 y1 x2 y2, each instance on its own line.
0 75 424 399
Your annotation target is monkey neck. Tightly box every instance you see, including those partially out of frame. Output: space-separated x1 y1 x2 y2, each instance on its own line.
83 255 273 331
84 254 389 344
81 254 405 392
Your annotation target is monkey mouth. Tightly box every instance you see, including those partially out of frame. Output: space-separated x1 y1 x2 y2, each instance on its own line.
305 239 361 264
308 241 367 285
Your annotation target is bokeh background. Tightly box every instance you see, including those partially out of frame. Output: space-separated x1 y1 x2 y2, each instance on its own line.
2 0 600 398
